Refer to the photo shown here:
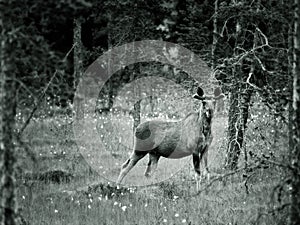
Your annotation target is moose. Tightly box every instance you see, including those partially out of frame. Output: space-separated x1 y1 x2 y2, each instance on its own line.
117 86 224 186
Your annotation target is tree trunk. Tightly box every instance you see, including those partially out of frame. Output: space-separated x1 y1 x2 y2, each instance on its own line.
131 64 141 131
0 15 18 225
133 100 141 131
288 27 294 157
211 0 218 70
73 18 83 91
106 13 114 110
72 18 84 170
211 0 225 116
289 0 300 223
224 0 252 170
225 81 252 170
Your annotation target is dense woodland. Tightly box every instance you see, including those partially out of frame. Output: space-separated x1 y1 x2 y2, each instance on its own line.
0 0 300 224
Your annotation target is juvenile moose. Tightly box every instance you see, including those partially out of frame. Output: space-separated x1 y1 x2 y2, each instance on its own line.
117 86 223 185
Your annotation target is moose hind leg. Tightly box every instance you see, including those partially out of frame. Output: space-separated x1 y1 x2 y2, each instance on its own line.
117 151 147 183
144 153 160 178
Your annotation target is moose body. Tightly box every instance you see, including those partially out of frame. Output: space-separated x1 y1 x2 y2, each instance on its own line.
117 87 222 184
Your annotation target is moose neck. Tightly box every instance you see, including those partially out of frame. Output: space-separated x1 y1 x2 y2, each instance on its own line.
201 103 213 137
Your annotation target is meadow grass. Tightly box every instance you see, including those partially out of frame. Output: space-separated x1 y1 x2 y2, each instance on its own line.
17 108 289 225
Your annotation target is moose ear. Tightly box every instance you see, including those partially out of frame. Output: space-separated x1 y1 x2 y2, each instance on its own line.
213 87 225 100
196 87 204 97
193 87 205 100
214 87 221 97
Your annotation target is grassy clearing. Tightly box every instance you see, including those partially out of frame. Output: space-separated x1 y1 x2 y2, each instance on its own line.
17 109 289 224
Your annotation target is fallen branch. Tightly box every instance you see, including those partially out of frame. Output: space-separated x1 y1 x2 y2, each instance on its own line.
192 164 264 196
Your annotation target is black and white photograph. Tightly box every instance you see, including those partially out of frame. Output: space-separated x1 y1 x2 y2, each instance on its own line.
0 0 300 224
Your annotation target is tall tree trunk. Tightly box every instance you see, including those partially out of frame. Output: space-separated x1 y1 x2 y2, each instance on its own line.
289 0 300 223
73 18 83 91
106 13 114 110
212 0 225 115
133 99 141 131
72 17 84 171
131 66 141 131
211 0 218 70
288 27 294 156
225 81 252 170
224 0 252 170
0 13 18 225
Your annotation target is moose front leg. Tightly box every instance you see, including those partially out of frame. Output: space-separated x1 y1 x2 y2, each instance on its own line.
200 146 210 181
193 152 201 192
200 135 212 181
192 153 201 176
